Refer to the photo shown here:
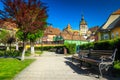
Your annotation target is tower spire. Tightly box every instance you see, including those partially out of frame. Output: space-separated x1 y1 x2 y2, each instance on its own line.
81 14 84 20
79 14 88 36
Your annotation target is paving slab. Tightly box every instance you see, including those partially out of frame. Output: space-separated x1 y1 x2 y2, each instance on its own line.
14 51 115 80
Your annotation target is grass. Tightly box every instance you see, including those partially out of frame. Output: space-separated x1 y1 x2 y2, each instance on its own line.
113 60 120 77
0 58 35 80
114 60 120 70
35 50 43 55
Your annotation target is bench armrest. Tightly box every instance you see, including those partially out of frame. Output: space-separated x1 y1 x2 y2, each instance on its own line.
100 56 112 62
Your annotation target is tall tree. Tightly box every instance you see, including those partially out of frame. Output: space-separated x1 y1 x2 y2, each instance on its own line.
27 30 43 55
0 29 15 51
0 0 48 60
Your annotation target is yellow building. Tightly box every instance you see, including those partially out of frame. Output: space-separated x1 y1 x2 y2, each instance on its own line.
97 9 120 41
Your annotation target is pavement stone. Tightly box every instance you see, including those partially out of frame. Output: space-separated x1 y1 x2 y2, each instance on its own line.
13 51 116 80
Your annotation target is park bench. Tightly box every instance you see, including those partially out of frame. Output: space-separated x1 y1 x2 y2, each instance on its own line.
72 48 117 78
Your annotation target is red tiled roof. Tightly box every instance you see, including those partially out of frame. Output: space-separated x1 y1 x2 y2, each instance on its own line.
44 26 61 35
89 26 99 32
0 21 17 30
60 30 86 41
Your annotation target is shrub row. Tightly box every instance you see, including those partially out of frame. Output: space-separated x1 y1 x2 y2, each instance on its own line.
26 43 76 54
0 50 21 57
80 38 120 60
80 40 116 50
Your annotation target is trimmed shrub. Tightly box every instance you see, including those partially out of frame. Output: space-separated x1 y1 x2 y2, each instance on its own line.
80 42 94 50
94 40 113 50
64 43 76 54
114 60 120 70
113 60 120 77
4 50 21 57
80 38 120 60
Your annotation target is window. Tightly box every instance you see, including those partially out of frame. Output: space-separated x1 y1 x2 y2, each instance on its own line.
111 33 114 39
116 32 119 37
104 34 109 40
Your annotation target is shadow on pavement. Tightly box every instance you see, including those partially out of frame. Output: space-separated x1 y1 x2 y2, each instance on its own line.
64 61 91 75
64 57 120 80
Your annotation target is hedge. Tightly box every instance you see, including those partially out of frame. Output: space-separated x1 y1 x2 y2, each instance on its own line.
64 43 76 54
80 38 120 60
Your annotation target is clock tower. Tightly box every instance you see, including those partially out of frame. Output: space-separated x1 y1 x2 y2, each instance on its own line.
79 15 88 36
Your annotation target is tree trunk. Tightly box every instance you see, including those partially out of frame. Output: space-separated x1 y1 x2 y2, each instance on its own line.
21 41 26 61
16 42 19 50
30 41 35 55
6 44 9 51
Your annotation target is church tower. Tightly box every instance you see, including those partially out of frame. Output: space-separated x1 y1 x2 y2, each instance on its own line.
79 15 88 35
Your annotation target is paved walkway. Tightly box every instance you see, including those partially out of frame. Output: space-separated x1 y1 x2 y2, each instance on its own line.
14 51 110 80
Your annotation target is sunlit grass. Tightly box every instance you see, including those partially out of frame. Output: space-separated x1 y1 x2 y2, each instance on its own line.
0 58 35 80
35 50 43 55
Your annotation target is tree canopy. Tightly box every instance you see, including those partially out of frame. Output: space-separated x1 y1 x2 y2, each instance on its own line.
0 0 48 35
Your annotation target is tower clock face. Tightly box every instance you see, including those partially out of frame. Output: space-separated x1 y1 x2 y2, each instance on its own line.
81 25 86 29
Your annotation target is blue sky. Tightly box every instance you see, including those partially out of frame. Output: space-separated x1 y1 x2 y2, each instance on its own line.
41 0 120 30
0 0 120 31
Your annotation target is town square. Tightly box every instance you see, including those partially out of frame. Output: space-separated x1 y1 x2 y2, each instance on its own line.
0 0 120 80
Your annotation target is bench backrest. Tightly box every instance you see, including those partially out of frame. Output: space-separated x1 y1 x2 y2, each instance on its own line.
79 50 90 58
89 50 113 59
89 48 117 62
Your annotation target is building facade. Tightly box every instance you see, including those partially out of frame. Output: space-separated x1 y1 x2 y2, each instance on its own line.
97 9 120 41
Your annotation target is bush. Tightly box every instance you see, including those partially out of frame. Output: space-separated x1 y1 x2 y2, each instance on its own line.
80 39 119 50
4 50 21 57
0 51 5 56
113 60 120 77
80 38 120 60
80 42 94 50
64 43 76 54
94 40 113 50
114 60 120 70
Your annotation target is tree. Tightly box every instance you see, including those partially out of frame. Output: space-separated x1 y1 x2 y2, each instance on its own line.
16 30 44 55
0 29 9 44
0 29 15 52
7 36 16 51
0 0 48 60
27 30 43 55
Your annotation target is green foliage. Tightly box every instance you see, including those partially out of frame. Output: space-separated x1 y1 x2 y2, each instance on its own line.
80 38 120 60
80 39 117 50
80 42 94 50
0 29 10 44
94 40 113 50
0 51 4 56
64 43 76 54
27 30 44 42
0 58 35 80
0 49 32 57
114 60 120 70
35 51 43 55
113 60 120 77
1 50 21 57
16 30 25 41
25 50 31 56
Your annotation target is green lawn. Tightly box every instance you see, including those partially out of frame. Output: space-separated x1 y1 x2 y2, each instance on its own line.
0 58 35 80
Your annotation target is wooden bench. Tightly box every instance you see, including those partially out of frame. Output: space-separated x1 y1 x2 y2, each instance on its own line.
72 48 117 78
